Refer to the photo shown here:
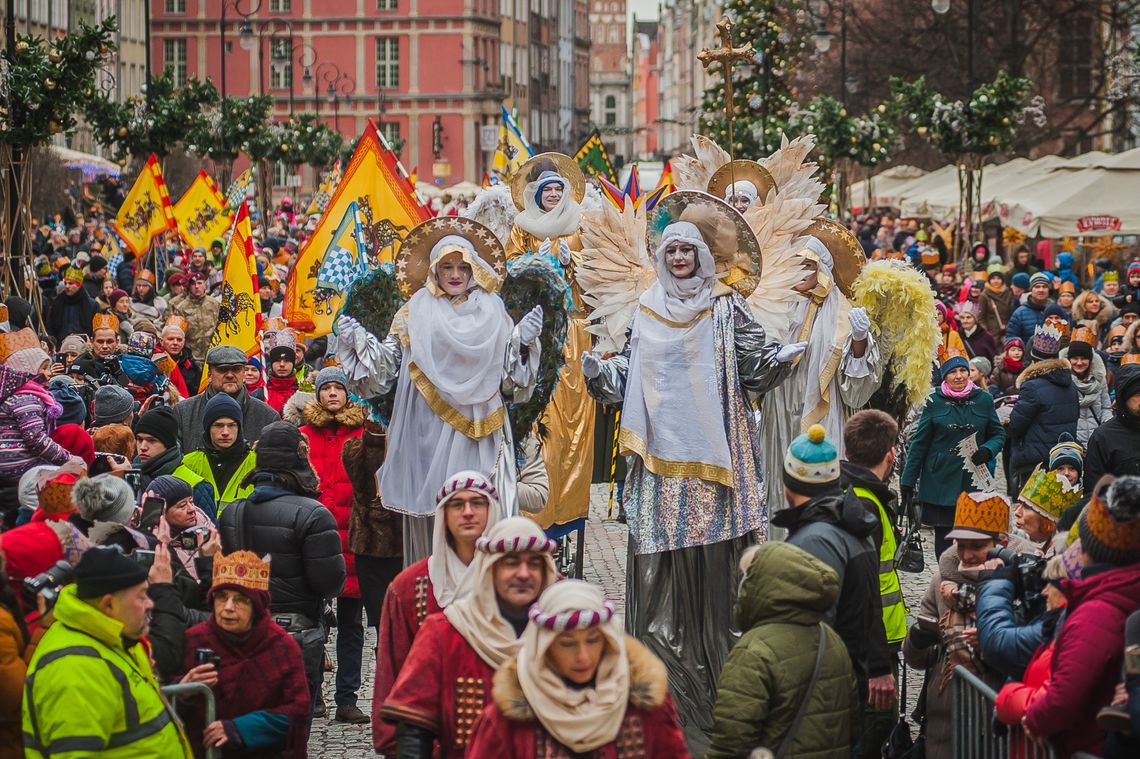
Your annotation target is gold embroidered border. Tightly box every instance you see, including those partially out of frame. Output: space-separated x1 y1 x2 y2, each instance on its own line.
638 304 712 329
619 428 734 488
409 363 504 440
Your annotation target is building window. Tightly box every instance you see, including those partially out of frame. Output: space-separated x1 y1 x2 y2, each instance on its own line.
269 0 292 11
376 38 400 89
604 94 616 126
273 162 292 188
379 121 401 147
164 39 187 87
165 0 186 13
270 39 292 89
1058 13 1093 100
378 0 398 9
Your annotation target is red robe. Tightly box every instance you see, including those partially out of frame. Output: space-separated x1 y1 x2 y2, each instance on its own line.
371 558 442 753
380 613 496 758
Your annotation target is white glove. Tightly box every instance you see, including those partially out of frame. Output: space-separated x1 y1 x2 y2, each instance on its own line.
557 239 572 266
516 305 544 345
775 341 809 363
537 238 553 259
848 307 872 342
581 351 602 379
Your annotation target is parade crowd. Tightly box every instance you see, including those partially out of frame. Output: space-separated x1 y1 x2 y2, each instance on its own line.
2 154 1140 759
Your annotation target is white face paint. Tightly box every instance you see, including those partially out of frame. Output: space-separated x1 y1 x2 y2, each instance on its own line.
664 241 698 279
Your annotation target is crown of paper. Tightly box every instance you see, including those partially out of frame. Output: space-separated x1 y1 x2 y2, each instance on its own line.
38 474 79 517
212 550 271 591
263 316 289 334
0 328 42 363
62 267 84 284
1058 281 1076 294
1123 353 1140 366
92 313 120 333
0 304 8 323
937 344 969 364
165 315 189 333
1104 270 1120 282
135 269 155 284
1031 322 1064 356
1019 466 1082 522
954 491 1011 536
1043 314 1071 340
920 248 940 266
1071 326 1096 346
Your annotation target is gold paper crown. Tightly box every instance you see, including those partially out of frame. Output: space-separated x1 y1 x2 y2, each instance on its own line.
1019 466 1082 522
1058 281 1076 294
953 491 1011 536
0 328 42 363
165 315 189 333
212 550 271 591
263 316 288 334
920 248 940 266
38 475 78 517
0 304 8 323
92 313 120 333
1071 326 1096 346
1123 353 1140 366
1043 314 1071 340
1104 270 1120 282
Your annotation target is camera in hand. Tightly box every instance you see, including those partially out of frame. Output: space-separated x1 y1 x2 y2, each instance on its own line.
987 546 1047 610
195 647 222 667
951 582 977 613
22 560 75 611
172 526 210 551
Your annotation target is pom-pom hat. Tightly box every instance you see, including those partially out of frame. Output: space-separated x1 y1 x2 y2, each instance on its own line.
1079 475 1140 565
783 424 841 496
1049 433 1084 475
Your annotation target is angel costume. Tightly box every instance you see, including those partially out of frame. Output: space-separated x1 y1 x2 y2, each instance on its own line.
585 211 792 751
760 235 884 524
337 231 541 559
505 165 596 530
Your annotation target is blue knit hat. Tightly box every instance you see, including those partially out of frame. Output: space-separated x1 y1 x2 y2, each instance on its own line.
1011 272 1031 289
783 424 841 496
203 392 243 432
1049 433 1084 475
533 170 565 207
939 354 970 380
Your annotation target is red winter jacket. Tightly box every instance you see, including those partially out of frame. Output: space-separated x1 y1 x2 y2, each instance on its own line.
263 375 299 416
299 401 364 598
1024 562 1140 757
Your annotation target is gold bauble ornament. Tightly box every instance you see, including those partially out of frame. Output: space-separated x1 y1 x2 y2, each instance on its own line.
48 48 61 63
1002 117 1011 125
917 126 928 137
873 142 882 152
117 126 128 137
877 103 886 114
15 41 28 54
839 108 848 117
48 120 63 134
989 135 1000 145
280 143 289 151
44 78 57 90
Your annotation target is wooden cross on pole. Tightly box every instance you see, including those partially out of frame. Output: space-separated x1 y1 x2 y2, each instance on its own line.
698 16 755 191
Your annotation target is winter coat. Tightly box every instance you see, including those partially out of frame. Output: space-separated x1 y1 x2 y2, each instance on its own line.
342 428 402 559
180 446 256 514
172 385 280 452
1059 348 1111 447
169 349 202 399
975 576 1047 680
1008 359 1080 476
962 325 999 362
257 375 299 416
466 637 691 759
1072 291 1116 345
707 542 857 759
1054 252 1079 288
995 640 1054 727
0 606 27 759
1025 563 1140 757
771 490 893 690
0 366 71 482
167 293 220 361
45 287 98 344
1006 298 1049 345
299 401 365 598
218 484 346 621
900 385 1005 507
994 362 1023 397
978 284 1015 339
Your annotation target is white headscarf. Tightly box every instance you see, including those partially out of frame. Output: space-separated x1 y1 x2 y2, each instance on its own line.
427 470 501 607
793 235 853 431
406 236 514 407
639 221 718 323
725 180 758 206
515 581 630 752
514 171 582 242
444 517 558 669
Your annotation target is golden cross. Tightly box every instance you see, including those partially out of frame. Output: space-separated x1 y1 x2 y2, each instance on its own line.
698 16 755 192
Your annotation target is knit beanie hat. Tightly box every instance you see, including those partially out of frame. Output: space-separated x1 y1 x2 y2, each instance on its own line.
0 328 51 376
108 289 130 308
1079 476 1140 565
939 354 970 380
203 392 243 432
969 356 993 377
18 465 57 511
50 424 95 467
1004 336 1025 351
93 384 135 426
1019 466 1083 524
147 474 193 507
1029 272 1053 289
252 421 319 492
1049 433 1084 475
59 334 89 356
314 366 348 395
74 546 149 599
1067 341 1093 361
134 406 179 451
72 474 137 525
126 331 155 357
1011 272 1031 290
48 377 87 426
783 424 841 497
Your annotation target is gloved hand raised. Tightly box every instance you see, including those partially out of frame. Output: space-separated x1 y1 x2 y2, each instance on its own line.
516 305 544 345
848 307 872 342
581 351 602 379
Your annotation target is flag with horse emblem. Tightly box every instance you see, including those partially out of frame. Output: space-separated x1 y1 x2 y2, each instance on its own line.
174 170 234 252
316 201 368 292
204 202 261 383
113 153 176 256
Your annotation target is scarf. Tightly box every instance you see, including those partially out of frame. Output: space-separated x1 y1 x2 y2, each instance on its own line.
428 471 501 607
17 380 63 421
1003 356 1024 374
985 281 1007 295
515 582 629 752
157 504 213 581
513 176 582 241
637 221 718 323
792 237 853 431
941 380 978 399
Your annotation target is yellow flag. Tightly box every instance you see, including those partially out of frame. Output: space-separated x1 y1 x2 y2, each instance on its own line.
174 170 235 252
113 153 176 256
489 105 534 183
284 121 430 336
201 202 262 392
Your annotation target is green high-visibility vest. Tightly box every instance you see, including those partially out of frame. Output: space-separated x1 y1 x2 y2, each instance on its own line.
853 486 908 644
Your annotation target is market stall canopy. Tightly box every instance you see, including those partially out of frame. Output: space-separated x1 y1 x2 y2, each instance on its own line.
415 181 443 199
1001 161 1140 238
886 164 960 218
849 165 927 209
50 145 121 181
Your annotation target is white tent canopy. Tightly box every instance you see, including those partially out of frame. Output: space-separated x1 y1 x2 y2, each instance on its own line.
49 145 121 180
849 165 927 209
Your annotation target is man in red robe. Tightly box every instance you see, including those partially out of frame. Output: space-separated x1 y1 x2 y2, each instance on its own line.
370 470 502 753
379 516 558 758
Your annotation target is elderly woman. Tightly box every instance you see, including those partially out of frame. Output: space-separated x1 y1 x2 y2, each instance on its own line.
465 580 689 758
180 551 310 758
900 355 1006 555
957 302 998 362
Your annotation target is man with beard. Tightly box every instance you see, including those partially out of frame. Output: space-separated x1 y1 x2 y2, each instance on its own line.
46 267 98 343
380 517 558 758
1085 363 1140 487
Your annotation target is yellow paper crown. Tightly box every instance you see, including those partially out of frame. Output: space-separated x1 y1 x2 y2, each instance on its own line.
92 313 120 333
1071 326 1096 346
0 328 42 363
212 550 271 592
1019 466 1082 523
954 491 1010 536
164 315 189 334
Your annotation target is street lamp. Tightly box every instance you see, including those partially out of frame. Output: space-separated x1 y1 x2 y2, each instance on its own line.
931 0 951 13
219 0 263 155
930 0 975 93
238 21 256 51
813 26 834 53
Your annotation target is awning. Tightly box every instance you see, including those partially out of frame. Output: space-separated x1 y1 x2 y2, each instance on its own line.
848 165 927 209
50 145 121 181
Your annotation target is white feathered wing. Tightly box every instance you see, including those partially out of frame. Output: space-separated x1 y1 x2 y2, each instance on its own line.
460 183 516 244
673 135 731 191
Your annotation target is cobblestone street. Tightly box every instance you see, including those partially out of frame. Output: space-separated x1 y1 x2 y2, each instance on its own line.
309 483 940 756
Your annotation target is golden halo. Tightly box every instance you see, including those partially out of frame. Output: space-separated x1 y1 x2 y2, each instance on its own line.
648 190 763 297
805 217 867 299
395 217 506 298
707 160 777 207
510 152 587 210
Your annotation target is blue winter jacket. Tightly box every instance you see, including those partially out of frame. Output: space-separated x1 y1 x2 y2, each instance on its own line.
1007 358 1080 476
1006 299 1048 344
976 576 1045 680
1055 252 1080 288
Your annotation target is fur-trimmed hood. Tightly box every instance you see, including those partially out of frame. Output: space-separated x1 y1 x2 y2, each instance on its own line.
1016 357 1071 390
281 390 315 425
1125 320 1140 354
301 399 365 429
491 636 667 724
1072 291 1116 327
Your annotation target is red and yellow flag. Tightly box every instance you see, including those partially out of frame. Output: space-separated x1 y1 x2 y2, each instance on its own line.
654 159 676 196
174 170 234 252
113 153 176 256
199 202 262 392
284 120 431 335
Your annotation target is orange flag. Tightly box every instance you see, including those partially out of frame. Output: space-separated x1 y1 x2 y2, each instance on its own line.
113 154 176 256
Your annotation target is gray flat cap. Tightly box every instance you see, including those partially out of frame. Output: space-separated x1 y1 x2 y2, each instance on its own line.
206 345 248 366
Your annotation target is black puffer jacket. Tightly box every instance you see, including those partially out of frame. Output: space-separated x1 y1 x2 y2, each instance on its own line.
1007 358 1079 476
1085 364 1140 489
218 483 346 621
771 490 893 692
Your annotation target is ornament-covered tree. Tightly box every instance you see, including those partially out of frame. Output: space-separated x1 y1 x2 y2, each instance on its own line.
700 1 813 157
185 95 275 186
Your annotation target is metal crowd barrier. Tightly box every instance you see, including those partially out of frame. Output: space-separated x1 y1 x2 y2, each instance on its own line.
952 665 1058 759
161 681 219 759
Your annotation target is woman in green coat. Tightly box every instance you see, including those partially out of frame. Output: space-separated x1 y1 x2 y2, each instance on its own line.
900 355 1005 555
708 542 858 759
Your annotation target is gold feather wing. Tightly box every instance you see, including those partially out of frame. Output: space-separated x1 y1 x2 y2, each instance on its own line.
673 135 731 191
575 201 655 353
